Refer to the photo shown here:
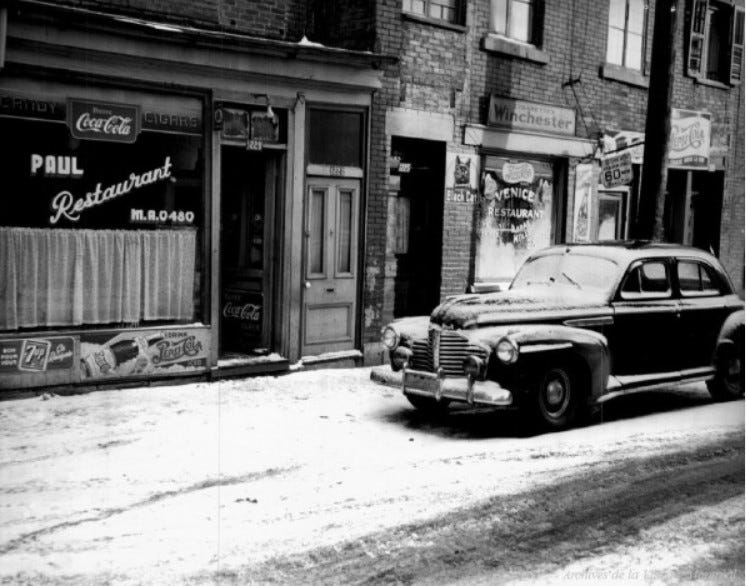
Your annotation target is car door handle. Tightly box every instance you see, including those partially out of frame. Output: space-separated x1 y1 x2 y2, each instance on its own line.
326 287 335 293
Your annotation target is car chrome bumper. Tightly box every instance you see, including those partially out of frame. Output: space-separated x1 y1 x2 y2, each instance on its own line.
370 365 513 407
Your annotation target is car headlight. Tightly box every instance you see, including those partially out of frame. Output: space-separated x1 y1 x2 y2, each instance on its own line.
463 355 486 379
391 346 413 371
381 326 400 350
496 337 519 364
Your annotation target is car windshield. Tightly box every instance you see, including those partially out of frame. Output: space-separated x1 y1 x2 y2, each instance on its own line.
510 253 620 294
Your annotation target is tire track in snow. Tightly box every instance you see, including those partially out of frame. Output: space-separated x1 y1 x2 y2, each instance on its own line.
214 439 743 585
0 466 299 555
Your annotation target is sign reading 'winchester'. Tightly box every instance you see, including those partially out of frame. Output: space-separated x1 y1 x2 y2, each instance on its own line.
488 95 576 137
67 99 141 143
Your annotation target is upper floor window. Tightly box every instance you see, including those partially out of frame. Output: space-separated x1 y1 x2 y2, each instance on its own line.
403 0 463 24
687 0 744 85
490 0 541 44
607 0 647 70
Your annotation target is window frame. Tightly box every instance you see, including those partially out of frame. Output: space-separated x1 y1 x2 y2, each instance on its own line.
489 0 544 46
593 189 629 241
606 0 649 72
686 0 745 85
676 259 723 297
402 0 465 26
618 259 673 300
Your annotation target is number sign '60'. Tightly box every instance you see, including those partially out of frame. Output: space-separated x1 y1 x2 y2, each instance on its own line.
602 152 633 188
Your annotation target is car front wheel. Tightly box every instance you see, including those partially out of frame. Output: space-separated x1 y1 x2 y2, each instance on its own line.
531 365 579 431
707 342 744 401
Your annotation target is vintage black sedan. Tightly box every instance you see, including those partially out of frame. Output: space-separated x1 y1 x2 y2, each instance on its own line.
372 242 744 430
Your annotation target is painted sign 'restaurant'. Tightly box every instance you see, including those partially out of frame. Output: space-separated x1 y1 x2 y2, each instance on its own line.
49 157 173 225
488 95 576 137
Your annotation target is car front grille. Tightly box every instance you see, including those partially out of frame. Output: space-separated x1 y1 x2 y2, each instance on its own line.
409 328 487 376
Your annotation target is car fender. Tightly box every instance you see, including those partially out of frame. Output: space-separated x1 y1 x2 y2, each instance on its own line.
384 316 430 348
474 324 611 403
713 309 744 361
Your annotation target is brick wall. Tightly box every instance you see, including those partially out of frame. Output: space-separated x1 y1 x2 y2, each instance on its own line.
42 0 308 41
307 0 375 50
360 0 401 357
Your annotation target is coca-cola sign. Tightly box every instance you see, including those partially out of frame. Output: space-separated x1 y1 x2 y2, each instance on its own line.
221 290 263 350
501 162 535 185
67 99 141 143
223 302 262 322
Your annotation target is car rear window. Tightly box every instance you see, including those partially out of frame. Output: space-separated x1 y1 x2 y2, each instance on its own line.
677 260 720 296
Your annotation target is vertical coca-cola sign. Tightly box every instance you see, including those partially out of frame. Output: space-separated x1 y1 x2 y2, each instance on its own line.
67 99 141 144
221 290 264 352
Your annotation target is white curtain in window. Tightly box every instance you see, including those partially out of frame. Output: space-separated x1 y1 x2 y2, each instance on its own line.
141 230 196 321
0 227 196 330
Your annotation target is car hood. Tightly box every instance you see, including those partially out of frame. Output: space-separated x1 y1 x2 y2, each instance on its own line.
430 287 610 329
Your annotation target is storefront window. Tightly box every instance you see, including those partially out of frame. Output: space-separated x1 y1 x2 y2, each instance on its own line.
595 191 627 240
0 96 205 332
476 157 554 282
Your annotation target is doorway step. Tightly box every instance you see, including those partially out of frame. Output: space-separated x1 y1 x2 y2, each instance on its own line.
298 349 363 371
214 352 289 379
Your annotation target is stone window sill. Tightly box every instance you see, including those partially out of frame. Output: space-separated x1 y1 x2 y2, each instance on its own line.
600 63 649 88
402 12 467 33
692 76 731 90
481 34 549 64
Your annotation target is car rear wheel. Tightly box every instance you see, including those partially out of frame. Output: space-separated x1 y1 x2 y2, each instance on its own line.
707 342 744 401
405 393 450 414
531 365 579 431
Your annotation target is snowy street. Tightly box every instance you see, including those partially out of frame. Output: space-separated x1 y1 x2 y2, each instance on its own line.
0 368 743 585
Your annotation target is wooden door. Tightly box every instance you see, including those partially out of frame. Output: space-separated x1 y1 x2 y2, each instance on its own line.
301 178 360 356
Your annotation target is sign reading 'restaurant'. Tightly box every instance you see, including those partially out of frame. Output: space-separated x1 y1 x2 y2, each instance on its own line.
488 95 576 137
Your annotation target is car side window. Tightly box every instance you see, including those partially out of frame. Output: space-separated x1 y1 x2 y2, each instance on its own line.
678 260 720 297
620 260 671 299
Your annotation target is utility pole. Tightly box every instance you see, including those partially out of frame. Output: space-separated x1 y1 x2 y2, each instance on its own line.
636 0 682 240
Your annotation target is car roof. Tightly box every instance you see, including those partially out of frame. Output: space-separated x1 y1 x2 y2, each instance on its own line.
530 241 722 266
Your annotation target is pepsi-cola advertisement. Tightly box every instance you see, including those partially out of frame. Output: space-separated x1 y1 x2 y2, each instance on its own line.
79 328 209 380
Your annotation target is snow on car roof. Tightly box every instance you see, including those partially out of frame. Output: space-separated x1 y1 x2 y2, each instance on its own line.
531 241 721 265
